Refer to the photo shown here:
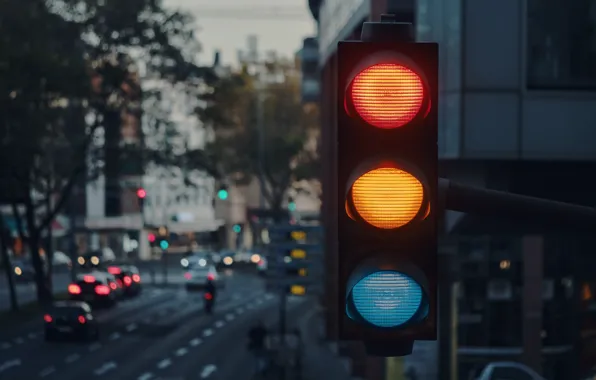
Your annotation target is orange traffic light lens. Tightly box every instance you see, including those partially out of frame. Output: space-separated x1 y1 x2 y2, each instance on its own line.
350 167 424 229
349 63 424 129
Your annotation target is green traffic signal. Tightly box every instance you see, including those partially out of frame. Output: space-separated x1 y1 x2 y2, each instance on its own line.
159 240 169 250
233 224 241 233
288 202 297 211
217 189 228 200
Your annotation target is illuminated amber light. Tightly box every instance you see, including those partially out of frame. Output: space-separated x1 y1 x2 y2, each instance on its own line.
290 285 306 295
291 249 306 259
351 167 424 229
350 63 424 129
583 283 592 301
298 268 307 277
291 231 306 241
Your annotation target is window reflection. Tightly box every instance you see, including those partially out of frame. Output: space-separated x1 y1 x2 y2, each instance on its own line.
527 0 596 89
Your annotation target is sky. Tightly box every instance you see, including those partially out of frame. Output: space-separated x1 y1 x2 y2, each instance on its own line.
163 0 317 66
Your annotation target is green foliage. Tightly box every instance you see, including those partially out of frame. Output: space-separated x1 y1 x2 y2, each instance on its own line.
200 60 320 209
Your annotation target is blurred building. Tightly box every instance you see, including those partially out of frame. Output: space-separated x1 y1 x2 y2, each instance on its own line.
311 0 596 379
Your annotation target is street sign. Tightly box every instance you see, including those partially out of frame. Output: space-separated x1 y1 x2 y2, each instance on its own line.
265 224 324 296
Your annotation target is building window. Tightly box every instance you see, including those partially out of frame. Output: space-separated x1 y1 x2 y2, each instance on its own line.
527 0 596 89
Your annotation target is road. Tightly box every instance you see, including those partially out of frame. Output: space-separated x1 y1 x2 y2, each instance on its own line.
0 263 188 312
0 271 310 380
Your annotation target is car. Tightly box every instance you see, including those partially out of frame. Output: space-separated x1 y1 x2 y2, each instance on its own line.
107 265 142 297
185 264 225 291
181 252 213 269
67 271 119 308
43 301 99 342
477 362 545 380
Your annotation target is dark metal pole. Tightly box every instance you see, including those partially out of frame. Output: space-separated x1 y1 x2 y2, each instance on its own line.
438 246 458 380
68 187 78 282
440 178 596 229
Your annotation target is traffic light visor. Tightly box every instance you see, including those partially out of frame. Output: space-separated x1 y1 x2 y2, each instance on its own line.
347 63 425 129
348 270 424 328
349 166 424 229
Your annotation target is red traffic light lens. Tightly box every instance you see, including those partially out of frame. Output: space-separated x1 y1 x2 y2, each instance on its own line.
349 166 424 229
349 63 424 129
136 188 147 199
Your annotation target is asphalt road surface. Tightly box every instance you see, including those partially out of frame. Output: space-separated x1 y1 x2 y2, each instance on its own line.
0 271 309 380
0 264 187 311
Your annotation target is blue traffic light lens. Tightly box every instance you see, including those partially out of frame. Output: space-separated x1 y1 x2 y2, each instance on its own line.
160 240 169 250
217 189 228 200
350 270 423 328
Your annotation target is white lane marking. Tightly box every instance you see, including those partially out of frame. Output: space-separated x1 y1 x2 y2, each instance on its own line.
126 323 137 332
14 337 24 344
214 321 224 328
137 372 154 380
189 338 202 346
93 361 117 376
65 354 80 363
200 364 217 378
225 313 234 321
156 358 171 369
39 366 55 377
109 332 121 340
89 343 102 351
0 359 21 373
175 347 188 356
0 342 11 349
202 328 213 337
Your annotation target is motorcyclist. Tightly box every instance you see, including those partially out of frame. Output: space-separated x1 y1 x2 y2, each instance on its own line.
205 273 217 298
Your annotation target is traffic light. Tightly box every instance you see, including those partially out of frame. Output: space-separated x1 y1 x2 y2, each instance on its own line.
159 240 169 250
217 185 228 200
136 188 146 210
288 197 297 212
233 224 242 233
157 226 169 251
148 233 156 243
336 20 438 356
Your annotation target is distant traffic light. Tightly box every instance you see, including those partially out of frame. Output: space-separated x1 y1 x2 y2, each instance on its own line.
335 19 438 355
148 233 156 243
288 197 297 212
233 224 242 233
159 240 169 250
136 188 147 199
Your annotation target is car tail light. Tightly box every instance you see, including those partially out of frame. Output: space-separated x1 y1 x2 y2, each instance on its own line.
132 274 141 283
116 279 123 287
109 282 117 290
123 276 132 286
207 273 215 281
108 266 121 275
83 275 95 283
95 285 110 295
68 284 81 294
44 314 52 323
78 315 86 324
184 272 192 280
204 293 213 300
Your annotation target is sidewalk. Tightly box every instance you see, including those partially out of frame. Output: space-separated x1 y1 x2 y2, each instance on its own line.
298 306 353 380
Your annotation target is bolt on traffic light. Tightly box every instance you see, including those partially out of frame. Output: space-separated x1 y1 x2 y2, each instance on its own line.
336 21 438 356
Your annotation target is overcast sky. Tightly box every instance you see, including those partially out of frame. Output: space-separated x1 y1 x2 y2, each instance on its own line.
163 0 316 66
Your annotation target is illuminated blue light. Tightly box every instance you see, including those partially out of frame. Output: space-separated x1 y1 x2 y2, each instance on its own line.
350 270 423 328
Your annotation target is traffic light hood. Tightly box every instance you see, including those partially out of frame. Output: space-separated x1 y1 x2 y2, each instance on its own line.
344 157 431 231
344 52 432 130
345 256 430 329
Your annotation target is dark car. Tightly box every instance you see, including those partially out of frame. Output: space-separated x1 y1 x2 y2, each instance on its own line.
67 271 119 308
107 265 142 297
43 301 99 342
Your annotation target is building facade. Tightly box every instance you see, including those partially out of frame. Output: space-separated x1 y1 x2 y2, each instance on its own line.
311 0 596 379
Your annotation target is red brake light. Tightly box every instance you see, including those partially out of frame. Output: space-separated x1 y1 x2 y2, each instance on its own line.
78 315 86 324
108 266 121 275
44 314 52 323
68 284 81 294
116 279 123 287
123 276 132 286
95 285 110 295
348 63 425 129
83 275 95 283
184 272 192 280
109 282 117 290
204 293 213 300
132 274 141 283
207 273 215 281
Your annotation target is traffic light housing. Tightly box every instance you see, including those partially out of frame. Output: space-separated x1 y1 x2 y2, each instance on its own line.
157 226 169 251
136 188 146 211
336 22 438 356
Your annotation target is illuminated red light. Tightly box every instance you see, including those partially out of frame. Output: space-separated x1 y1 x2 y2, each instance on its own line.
83 275 96 283
207 273 215 281
204 293 213 300
137 188 147 199
109 282 117 290
95 285 110 295
68 284 81 294
44 314 52 323
123 276 132 286
349 63 425 129
78 316 86 324
108 266 121 275
132 274 141 283
184 272 192 280
148 233 156 243
116 279 123 287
